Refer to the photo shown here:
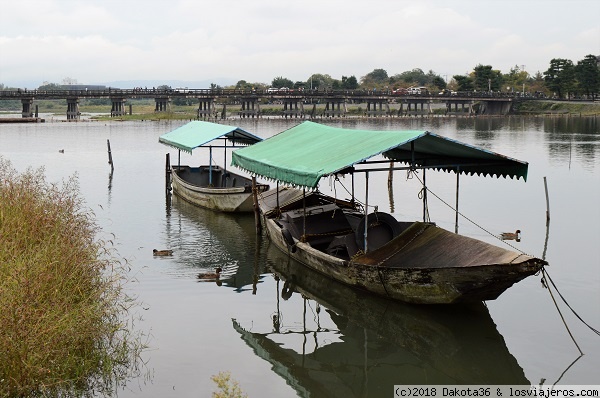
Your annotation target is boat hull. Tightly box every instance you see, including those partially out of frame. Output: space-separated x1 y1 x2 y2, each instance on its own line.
263 215 545 304
171 165 268 213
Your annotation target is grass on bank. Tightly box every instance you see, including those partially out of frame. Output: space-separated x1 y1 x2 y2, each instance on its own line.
0 157 146 397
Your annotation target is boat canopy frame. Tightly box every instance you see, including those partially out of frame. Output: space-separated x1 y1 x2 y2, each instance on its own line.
232 121 531 242
159 120 263 185
231 121 529 190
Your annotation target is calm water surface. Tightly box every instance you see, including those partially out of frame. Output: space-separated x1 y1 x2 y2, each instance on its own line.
0 115 598 397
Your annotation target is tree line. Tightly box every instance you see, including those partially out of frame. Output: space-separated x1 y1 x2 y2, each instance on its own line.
233 53 599 100
1 54 598 100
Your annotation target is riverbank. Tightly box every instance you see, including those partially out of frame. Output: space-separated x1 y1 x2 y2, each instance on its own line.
513 99 600 115
2 100 599 122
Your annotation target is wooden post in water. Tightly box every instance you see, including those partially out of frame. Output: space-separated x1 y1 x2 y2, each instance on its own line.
107 139 114 172
165 153 171 193
252 176 262 235
543 176 550 223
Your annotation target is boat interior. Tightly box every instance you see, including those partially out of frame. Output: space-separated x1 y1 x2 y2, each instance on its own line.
174 165 253 189
273 192 417 260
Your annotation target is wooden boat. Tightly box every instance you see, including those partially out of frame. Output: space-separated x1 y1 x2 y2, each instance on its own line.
159 121 269 212
232 121 547 304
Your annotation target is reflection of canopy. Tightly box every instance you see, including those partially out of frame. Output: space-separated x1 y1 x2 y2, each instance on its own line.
166 196 263 291
159 121 263 153
231 121 529 188
232 245 529 395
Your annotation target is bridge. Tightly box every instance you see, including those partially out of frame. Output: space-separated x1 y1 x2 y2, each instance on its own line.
0 88 522 120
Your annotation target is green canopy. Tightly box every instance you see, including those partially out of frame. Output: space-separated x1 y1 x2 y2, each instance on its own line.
159 121 262 153
231 121 529 188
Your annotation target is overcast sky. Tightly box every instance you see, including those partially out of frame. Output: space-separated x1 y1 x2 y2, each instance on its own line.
1 0 598 88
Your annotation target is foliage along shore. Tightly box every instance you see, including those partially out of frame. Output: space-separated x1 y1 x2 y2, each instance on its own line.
85 100 600 121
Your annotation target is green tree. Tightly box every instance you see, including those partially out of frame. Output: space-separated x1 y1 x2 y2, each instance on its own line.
293 81 307 90
544 58 575 99
360 68 389 89
453 75 473 91
575 54 600 99
503 65 528 93
473 64 503 92
391 68 427 85
37 82 63 91
341 75 359 90
306 74 334 90
431 75 446 90
271 76 294 88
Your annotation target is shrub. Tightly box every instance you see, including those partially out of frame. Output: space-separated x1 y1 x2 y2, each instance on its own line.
0 157 146 397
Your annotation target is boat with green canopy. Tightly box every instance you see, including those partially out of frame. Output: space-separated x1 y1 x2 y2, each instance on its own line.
159 121 269 212
231 121 546 304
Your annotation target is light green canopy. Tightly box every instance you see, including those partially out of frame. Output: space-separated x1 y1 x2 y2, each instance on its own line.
159 121 262 153
231 121 529 188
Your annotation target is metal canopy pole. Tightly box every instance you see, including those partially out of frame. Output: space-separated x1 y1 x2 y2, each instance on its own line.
303 188 306 239
209 146 213 186
455 167 460 234
223 138 227 182
364 171 369 253
422 168 427 222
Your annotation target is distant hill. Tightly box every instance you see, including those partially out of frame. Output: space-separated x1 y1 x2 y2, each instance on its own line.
101 78 235 89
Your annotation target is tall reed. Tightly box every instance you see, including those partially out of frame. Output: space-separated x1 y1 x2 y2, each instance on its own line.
0 157 146 397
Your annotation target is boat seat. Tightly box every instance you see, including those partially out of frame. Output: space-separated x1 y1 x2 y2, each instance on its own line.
326 233 359 259
281 204 353 248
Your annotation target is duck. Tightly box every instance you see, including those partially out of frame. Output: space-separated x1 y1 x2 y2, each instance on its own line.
153 249 173 256
500 230 521 241
197 267 222 280
58 149 64 153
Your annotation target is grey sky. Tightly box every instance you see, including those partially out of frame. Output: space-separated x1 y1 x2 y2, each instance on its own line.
0 0 598 88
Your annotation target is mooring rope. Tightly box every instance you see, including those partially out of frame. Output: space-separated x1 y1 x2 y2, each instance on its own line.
543 267 600 337
410 172 600 343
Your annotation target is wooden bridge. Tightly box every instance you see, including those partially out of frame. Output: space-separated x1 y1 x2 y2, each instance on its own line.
0 88 521 120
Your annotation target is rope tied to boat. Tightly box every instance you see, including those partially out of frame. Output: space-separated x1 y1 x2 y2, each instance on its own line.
374 223 432 267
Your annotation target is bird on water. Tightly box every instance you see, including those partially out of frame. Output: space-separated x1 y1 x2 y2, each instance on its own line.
197 267 222 280
500 230 521 242
153 249 173 256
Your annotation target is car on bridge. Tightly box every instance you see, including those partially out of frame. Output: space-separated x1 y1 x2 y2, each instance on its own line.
408 86 428 95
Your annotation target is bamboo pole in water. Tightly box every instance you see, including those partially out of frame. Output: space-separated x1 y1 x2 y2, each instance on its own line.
544 176 550 223
106 139 114 172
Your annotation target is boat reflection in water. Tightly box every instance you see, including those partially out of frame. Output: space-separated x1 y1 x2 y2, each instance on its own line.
165 195 263 291
234 243 529 397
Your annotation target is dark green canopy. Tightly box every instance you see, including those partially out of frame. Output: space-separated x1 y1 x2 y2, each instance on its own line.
231 121 528 188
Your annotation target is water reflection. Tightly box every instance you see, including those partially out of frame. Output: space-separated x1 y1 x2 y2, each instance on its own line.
164 195 264 291
233 244 528 397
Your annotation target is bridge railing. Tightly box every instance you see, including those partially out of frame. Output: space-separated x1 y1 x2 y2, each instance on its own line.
0 88 544 100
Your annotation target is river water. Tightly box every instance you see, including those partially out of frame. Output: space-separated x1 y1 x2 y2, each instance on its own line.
0 115 598 397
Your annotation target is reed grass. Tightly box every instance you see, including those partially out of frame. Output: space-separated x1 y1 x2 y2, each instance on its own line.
0 157 146 397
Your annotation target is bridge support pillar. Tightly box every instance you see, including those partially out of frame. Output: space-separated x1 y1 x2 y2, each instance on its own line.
445 100 474 116
323 98 346 118
197 98 216 119
239 97 260 118
110 97 127 117
366 99 390 117
403 99 431 116
66 98 80 120
282 98 304 118
479 100 512 115
155 97 171 113
21 98 34 118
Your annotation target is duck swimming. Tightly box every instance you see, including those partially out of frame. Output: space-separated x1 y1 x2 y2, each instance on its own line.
500 230 521 241
197 267 222 280
153 249 173 256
